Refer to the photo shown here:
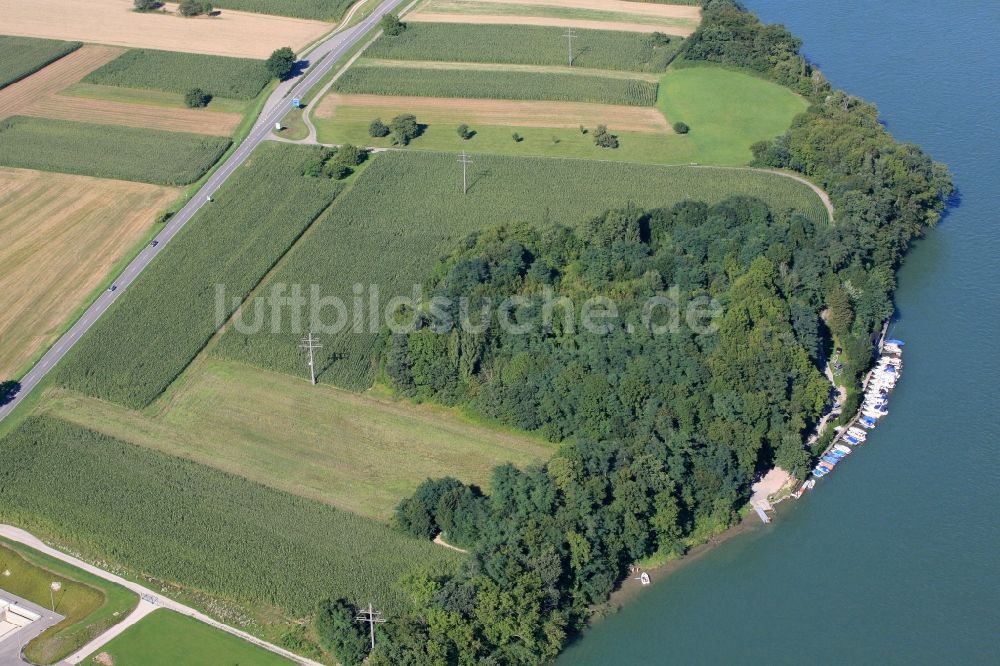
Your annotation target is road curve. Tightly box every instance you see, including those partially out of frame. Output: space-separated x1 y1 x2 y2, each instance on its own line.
0 0 405 423
0 525 324 666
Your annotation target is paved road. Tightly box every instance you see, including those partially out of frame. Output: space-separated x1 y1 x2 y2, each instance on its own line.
0 591 63 666
0 526 324 666
0 0 405 423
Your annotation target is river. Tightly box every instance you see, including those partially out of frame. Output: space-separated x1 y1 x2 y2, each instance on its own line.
557 1 1000 663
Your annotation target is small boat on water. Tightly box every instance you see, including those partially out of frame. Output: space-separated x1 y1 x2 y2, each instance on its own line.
640 572 650 585
861 416 878 428
833 444 852 455
812 467 828 478
844 436 860 445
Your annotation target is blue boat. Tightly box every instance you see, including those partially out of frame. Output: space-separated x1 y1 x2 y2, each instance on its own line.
821 455 841 465
885 338 905 346
812 467 827 477
845 436 860 445
829 449 847 458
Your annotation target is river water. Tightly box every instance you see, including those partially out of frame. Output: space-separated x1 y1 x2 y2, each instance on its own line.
558 2 1000 663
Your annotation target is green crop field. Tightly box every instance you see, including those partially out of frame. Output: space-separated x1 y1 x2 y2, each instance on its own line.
0 35 81 89
212 0 354 21
46 358 554 520
659 66 811 164
0 540 137 665
216 151 829 389
365 23 683 72
0 416 463 619
333 63 658 105
83 49 271 100
88 610 292 666
57 144 344 408
0 117 229 185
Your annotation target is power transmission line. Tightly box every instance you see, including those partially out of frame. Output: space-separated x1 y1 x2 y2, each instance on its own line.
563 27 575 66
299 332 322 385
457 150 473 194
356 601 386 651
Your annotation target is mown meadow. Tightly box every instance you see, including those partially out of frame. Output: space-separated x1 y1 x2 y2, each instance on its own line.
0 416 462 620
83 49 271 100
216 151 829 390
333 63 659 106
0 117 229 185
365 23 683 72
57 144 344 408
0 35 81 89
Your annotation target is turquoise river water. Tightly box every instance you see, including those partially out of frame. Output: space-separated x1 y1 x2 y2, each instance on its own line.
558 1 1000 663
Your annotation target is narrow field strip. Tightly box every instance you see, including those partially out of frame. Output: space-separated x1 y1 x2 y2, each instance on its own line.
0 167 178 378
405 12 695 35
432 0 702 20
26 95 242 136
0 45 123 120
360 57 662 81
0 36 81 90
318 92 670 131
333 63 659 105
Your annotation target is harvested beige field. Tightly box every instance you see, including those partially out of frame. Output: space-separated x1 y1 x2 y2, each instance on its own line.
0 44 240 135
0 0 332 59
0 45 123 119
0 168 179 377
404 13 694 35
455 0 701 20
318 92 670 132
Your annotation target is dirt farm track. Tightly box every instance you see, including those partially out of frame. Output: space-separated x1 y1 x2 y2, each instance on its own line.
0 0 333 59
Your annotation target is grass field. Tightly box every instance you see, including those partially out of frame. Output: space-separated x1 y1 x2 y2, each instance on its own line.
2 0 332 59
56 144 344 409
408 0 700 35
45 358 555 520
659 66 811 164
0 416 463 618
0 116 230 184
83 49 271 100
0 35 80 90
87 610 292 666
333 62 658 105
365 23 683 71
215 151 829 389
0 539 137 665
62 83 250 114
0 167 178 378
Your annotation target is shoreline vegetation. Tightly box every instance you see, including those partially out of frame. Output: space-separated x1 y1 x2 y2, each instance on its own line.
373 1 953 664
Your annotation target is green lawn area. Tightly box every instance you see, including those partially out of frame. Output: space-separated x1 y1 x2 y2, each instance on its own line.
0 540 137 665
87 609 292 666
275 107 310 140
44 358 555 521
215 150 829 389
314 106 696 163
658 66 810 164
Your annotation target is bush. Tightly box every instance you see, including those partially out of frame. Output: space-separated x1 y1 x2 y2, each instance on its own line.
178 0 211 16
388 113 419 145
154 210 173 224
593 124 619 149
456 123 473 140
0 380 19 406
673 121 689 134
379 13 406 37
266 47 296 80
183 87 212 108
511 132 523 143
133 0 162 11
315 599 369 666
368 118 389 138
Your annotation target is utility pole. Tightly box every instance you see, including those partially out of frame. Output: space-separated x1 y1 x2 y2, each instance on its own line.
299 332 321 385
563 27 575 66
457 150 473 194
356 601 386 652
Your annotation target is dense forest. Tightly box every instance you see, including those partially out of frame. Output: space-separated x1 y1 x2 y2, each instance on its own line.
319 1 953 664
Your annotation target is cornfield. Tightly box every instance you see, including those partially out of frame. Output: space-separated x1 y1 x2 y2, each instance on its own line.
0 35 81 90
333 63 659 106
211 0 356 21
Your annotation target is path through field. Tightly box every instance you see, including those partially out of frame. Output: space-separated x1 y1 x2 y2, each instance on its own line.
318 92 670 131
0 44 242 135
